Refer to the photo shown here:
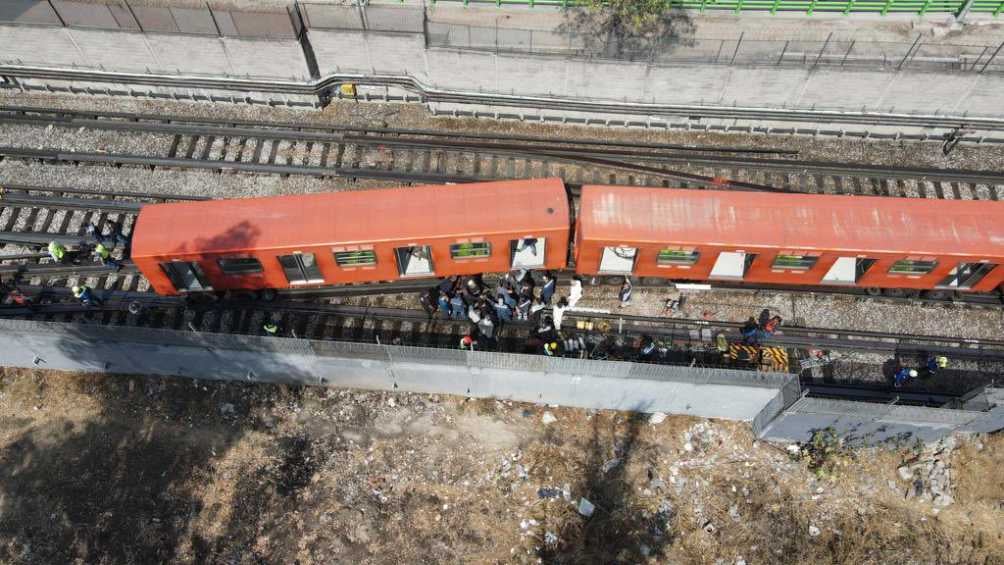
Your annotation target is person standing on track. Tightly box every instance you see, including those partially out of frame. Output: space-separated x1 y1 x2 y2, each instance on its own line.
894 367 918 387
540 272 556 305
71 284 101 307
568 276 583 308
618 277 633 308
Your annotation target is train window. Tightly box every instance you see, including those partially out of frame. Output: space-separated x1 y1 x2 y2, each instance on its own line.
278 253 325 284
511 238 545 269
772 254 818 271
450 242 491 260
823 257 876 284
710 252 756 280
395 246 434 277
937 262 996 289
334 250 377 267
217 257 263 275
657 248 700 266
599 246 637 274
889 259 937 276
160 261 211 292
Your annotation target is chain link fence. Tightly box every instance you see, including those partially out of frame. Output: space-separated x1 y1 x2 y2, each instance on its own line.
427 22 1004 74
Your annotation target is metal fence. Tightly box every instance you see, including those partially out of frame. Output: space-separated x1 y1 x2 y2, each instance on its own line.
424 0 1002 17
428 22 1004 73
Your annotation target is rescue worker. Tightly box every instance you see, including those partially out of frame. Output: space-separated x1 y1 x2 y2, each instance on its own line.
437 290 452 319
894 367 918 388
459 334 477 351
48 240 67 264
639 335 657 362
568 276 583 309
449 294 466 321
494 296 513 322
926 355 948 377
516 293 532 321
763 315 783 335
540 272 556 305
477 316 496 348
543 340 560 357
71 284 101 306
552 296 569 331
529 297 546 324
93 242 121 271
419 288 437 317
618 277 633 308
741 317 761 345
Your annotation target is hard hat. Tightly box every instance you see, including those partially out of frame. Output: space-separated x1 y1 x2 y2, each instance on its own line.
936 356 948 368
71 285 81 293
909 369 918 378
461 336 473 346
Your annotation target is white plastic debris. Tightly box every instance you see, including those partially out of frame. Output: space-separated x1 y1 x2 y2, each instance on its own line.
577 497 595 517
809 525 821 537
649 412 668 425
542 411 557 425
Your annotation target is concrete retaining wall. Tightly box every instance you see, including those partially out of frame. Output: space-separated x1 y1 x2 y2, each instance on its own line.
0 319 791 422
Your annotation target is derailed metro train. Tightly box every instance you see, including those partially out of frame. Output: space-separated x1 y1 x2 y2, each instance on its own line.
130 178 1004 297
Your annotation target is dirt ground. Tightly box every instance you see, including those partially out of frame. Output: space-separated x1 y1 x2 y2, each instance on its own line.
0 368 1001 565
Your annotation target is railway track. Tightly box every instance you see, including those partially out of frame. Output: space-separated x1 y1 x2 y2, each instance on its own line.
3 105 1004 199
1 288 998 407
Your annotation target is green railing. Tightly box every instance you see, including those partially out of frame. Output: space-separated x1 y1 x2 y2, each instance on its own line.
427 0 1004 16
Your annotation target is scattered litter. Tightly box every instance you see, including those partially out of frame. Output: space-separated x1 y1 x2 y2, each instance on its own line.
601 458 622 474
542 411 557 425
544 531 558 546
386 397 396 407
218 403 235 417
520 518 539 531
809 525 821 537
702 520 716 534
537 487 562 499
649 412 667 424
577 497 595 518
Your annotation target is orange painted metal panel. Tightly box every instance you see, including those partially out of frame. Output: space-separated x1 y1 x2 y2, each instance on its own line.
133 178 570 294
576 185 1004 290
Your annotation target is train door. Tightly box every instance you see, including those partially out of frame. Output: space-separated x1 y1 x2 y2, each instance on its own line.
822 257 876 284
395 245 434 277
709 252 756 280
937 262 997 289
160 261 211 292
277 253 325 284
598 246 636 274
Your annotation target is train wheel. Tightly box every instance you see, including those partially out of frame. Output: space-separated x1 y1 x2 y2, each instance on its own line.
923 289 953 301
865 287 882 296
883 288 906 298
641 277 664 286
258 289 277 302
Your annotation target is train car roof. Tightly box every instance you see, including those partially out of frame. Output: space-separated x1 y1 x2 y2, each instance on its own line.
579 185 1004 257
132 178 569 258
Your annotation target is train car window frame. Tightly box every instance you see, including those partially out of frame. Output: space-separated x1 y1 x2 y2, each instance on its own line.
217 257 264 276
936 262 997 289
395 245 435 277
598 246 637 275
450 242 491 260
771 254 818 271
277 252 325 284
889 259 938 276
511 238 545 269
160 261 212 292
656 248 700 266
334 249 377 268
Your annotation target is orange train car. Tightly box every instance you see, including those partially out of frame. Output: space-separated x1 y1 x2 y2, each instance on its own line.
132 178 570 295
574 185 1004 293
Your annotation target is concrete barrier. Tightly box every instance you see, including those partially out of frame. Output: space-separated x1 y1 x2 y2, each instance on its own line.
0 319 791 422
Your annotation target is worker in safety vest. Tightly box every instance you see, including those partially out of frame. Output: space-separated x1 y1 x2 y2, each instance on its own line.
262 320 280 336
93 243 121 271
71 285 101 306
48 241 67 263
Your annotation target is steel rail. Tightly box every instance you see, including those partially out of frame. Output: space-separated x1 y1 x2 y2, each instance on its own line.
4 67 1004 134
0 105 798 156
0 182 210 202
0 147 479 183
